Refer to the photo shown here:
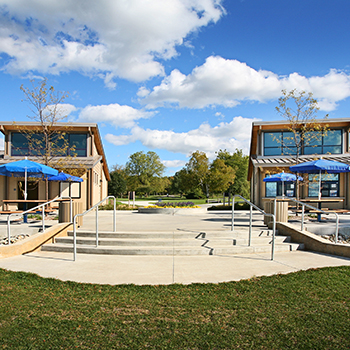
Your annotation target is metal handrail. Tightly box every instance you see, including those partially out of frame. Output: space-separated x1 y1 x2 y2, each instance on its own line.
6 196 72 245
284 198 340 243
231 195 276 261
73 195 116 261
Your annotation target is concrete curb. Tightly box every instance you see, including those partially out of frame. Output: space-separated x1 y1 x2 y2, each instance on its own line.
0 223 72 259
277 222 350 258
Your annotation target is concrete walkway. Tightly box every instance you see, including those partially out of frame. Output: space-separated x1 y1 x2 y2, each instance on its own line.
1 208 350 285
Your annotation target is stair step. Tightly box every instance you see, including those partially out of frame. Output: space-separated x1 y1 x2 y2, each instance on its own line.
42 242 304 256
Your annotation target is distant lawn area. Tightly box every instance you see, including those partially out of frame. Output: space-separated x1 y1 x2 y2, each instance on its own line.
117 196 230 205
1 266 350 349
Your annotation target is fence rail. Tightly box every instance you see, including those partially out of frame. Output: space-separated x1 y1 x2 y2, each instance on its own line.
6 197 72 245
73 196 116 261
231 195 276 260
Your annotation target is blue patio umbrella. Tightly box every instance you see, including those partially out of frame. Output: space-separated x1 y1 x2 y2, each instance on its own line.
290 159 350 199
0 158 58 200
263 172 303 197
48 171 83 182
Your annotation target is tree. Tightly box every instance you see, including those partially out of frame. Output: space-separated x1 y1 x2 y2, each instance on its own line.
275 89 329 200
108 165 127 198
19 78 80 200
125 151 166 195
185 151 210 198
182 150 236 200
216 149 250 198
208 158 235 195
169 169 191 197
275 89 329 163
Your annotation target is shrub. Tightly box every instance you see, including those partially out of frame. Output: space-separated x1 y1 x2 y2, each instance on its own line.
185 188 205 199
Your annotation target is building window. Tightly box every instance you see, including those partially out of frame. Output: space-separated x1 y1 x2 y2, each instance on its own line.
60 182 81 199
308 174 339 197
263 129 342 156
11 132 87 157
264 132 298 156
304 130 342 155
265 182 296 197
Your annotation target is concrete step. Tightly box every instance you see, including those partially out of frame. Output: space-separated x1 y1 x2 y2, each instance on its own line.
41 242 304 256
67 229 277 239
56 234 290 247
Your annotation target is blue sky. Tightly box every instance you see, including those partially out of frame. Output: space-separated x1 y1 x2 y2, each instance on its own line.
1 0 350 175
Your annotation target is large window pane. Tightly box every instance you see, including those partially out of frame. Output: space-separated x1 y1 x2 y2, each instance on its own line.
282 147 297 155
282 132 297 147
304 146 322 155
264 147 282 156
323 146 341 154
11 133 28 156
264 132 281 147
69 134 87 157
308 173 339 197
265 182 277 197
324 130 341 145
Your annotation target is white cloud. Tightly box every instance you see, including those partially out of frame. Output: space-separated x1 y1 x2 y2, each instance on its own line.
140 56 350 111
0 0 224 84
162 159 186 168
105 116 258 156
45 103 77 119
78 103 155 128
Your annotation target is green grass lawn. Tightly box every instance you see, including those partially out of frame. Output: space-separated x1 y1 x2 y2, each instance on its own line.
1 266 350 349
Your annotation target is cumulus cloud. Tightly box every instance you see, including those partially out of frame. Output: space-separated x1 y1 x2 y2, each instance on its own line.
0 0 224 84
105 116 257 156
162 159 187 168
45 103 77 119
78 103 155 129
140 56 350 111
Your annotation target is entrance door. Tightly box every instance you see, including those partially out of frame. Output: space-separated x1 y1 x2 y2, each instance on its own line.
18 181 39 209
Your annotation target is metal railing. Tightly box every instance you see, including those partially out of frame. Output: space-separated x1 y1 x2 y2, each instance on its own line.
73 195 116 261
231 195 276 261
6 196 72 245
280 198 340 243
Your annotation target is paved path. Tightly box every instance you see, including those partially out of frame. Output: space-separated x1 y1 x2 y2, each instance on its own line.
1 209 350 285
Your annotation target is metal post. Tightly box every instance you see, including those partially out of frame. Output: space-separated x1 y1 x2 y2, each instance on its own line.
42 205 45 233
69 198 73 223
301 205 305 231
335 214 339 243
271 216 276 261
7 215 11 245
73 216 77 261
274 198 276 221
248 205 252 246
231 197 235 231
113 197 116 232
96 206 99 247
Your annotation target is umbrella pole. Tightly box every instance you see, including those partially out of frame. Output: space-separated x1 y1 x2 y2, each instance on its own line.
318 170 321 200
24 167 28 223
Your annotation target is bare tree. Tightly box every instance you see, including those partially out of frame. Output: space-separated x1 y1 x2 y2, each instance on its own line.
275 89 329 200
18 78 80 199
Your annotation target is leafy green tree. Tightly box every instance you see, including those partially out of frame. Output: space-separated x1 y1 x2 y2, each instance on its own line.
217 149 250 198
185 151 210 198
208 158 235 195
108 165 127 198
125 151 166 194
169 169 190 197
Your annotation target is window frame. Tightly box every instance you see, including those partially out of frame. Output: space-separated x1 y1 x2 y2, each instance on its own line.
263 129 342 157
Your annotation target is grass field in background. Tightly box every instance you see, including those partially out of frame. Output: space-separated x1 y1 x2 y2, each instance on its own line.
1 266 349 349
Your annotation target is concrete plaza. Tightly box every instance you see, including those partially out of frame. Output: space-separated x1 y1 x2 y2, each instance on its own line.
1 208 350 285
